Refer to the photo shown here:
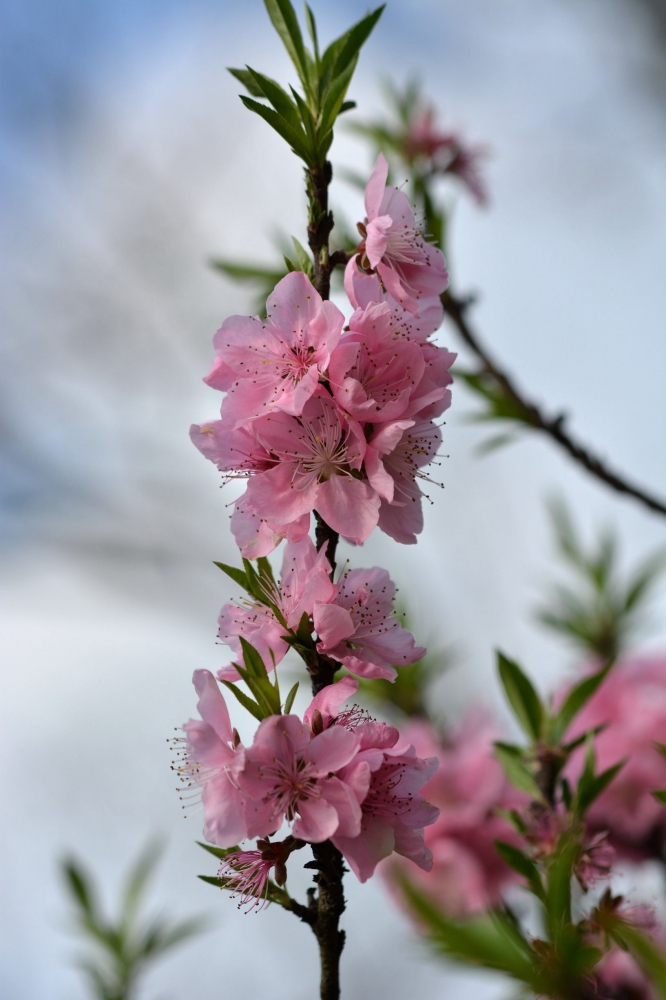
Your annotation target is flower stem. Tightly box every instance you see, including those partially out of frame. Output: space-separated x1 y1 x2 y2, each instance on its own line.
305 158 346 1000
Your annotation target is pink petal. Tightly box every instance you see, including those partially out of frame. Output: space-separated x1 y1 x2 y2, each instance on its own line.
344 256 384 310
303 675 359 729
313 602 355 649
321 776 363 838
335 654 398 682
333 815 395 883
192 669 233 743
292 797 340 842
378 495 423 545
364 152 390 220
377 261 419 316
315 476 380 544
364 445 395 502
305 725 360 774
244 465 317 524
203 355 234 391
201 772 248 847
365 215 392 269
183 719 234 768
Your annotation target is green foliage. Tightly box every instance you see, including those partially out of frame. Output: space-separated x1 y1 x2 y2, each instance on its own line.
61 845 206 1000
230 1 384 168
220 637 283 721
497 651 544 743
536 498 666 661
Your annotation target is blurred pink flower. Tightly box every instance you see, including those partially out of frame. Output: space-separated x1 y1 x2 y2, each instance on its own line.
217 537 335 681
354 153 449 316
564 656 666 854
207 271 344 428
404 105 489 206
382 716 526 917
313 565 426 681
594 948 657 1000
239 713 362 842
176 670 248 848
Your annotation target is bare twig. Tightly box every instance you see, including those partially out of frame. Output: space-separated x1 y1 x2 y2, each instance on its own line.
443 290 666 519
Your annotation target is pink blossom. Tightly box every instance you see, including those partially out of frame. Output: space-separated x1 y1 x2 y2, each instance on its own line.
344 262 444 344
404 105 489 206
328 302 428 423
525 807 615 891
206 271 344 428
331 720 439 882
239 714 362 842
382 717 526 917
355 153 449 316
217 537 335 681
366 418 443 544
594 948 656 1000
303 675 364 732
229 495 310 560
240 390 380 545
217 850 276 912
313 565 426 681
564 657 666 854
175 670 247 847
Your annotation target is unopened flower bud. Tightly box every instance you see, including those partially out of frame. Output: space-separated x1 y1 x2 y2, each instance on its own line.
274 861 287 886
311 708 325 735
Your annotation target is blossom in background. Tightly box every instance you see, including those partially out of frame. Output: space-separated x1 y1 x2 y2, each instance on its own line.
350 152 449 316
175 670 247 847
206 271 344 427
313 565 426 680
382 716 525 916
217 537 334 681
404 104 489 206
564 657 666 855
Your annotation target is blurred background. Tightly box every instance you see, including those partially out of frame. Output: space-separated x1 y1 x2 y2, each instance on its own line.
1 0 665 997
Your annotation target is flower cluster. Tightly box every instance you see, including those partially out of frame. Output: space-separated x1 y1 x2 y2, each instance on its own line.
217 537 425 682
175 671 439 898
191 154 453 554
403 104 489 206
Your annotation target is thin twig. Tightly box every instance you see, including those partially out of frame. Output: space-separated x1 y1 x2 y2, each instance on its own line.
443 290 666 519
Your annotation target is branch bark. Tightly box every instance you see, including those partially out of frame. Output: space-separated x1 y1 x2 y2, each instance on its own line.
303 158 347 1000
443 290 666 519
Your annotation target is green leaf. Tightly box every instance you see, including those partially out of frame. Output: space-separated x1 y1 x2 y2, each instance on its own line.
263 0 310 94
497 651 544 743
244 67 303 132
318 56 357 139
227 67 266 97
493 807 527 835
573 735 625 816
494 743 544 801
210 259 285 284
121 839 164 932
608 921 666 999
220 679 263 722
303 4 320 63
339 100 356 114
550 662 612 743
284 681 299 714
324 6 384 84
213 561 249 591
290 237 313 274
494 841 544 901
240 96 314 166
62 859 97 920
398 881 547 992
196 841 240 860
652 789 666 805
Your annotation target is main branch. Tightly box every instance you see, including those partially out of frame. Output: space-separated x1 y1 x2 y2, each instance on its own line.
303 158 347 1000
443 291 666 519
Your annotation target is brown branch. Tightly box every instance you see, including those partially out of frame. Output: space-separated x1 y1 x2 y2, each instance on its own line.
302 158 346 1000
443 290 666 519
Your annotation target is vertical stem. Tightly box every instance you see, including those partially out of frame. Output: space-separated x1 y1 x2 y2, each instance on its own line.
305 158 346 1000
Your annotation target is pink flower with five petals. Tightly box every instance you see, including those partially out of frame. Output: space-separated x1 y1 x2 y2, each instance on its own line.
354 152 449 316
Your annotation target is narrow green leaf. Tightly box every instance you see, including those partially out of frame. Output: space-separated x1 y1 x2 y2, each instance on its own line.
494 841 544 901
494 744 544 801
245 67 303 132
318 57 356 141
652 789 666 805
577 761 626 816
62 860 97 920
220 680 263 722
196 841 241 860
121 840 164 931
608 921 666 999
551 662 612 743
303 3 319 63
210 259 285 284
263 0 309 92
240 96 314 166
239 637 268 680
284 681 299 714
497 651 544 742
326 6 384 83
339 100 356 114
227 67 265 97
213 561 249 591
